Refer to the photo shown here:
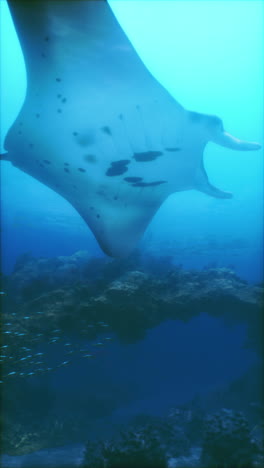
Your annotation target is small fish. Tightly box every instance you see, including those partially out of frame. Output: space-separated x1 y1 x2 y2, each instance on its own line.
83 354 93 358
18 333 26 336
19 357 28 361
64 343 72 346
5 323 12 326
59 361 70 366
0 291 6 295
3 331 12 334
27 372 35 376
23 316 30 320
93 342 104 347
7 371 16 376
1 345 9 348
35 352 44 356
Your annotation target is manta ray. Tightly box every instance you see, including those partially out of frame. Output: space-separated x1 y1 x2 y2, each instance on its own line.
3 0 261 257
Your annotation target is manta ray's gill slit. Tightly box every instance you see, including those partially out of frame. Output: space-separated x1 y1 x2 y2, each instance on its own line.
118 113 136 154
101 124 124 160
132 181 167 188
135 104 151 149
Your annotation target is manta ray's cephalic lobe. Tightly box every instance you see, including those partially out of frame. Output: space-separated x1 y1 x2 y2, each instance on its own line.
4 0 261 256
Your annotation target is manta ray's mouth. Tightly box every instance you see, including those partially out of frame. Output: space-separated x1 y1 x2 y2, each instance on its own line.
3 0 261 257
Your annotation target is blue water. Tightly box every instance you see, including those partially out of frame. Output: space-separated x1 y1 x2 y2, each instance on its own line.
0 0 263 466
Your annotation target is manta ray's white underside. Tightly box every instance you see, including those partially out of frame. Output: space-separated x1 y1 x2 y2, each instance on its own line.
4 0 261 256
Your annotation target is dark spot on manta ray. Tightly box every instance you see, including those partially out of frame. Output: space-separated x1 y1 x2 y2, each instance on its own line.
43 160 51 164
72 132 78 136
89 206 94 210
64 162 69 166
165 147 182 152
44 36 49 42
101 126 112 136
113 196 118 200
96 214 100 219
106 159 130 176
133 151 163 162
64 168 70 173
78 168 86 172
29 143 34 148
41 52 46 58
84 154 96 163
56 78 62 82
76 133 95 147
62 98 67 104
57 109 62 113
57 94 61 99
35 113 40 118
119 114 123 120
124 177 143 183
132 180 167 187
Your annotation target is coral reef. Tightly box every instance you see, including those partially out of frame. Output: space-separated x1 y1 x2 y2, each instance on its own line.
201 408 260 467
1 251 263 459
82 417 190 468
2 251 263 348
82 408 263 468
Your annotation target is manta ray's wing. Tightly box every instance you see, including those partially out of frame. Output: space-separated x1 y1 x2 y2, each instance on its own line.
3 0 261 256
